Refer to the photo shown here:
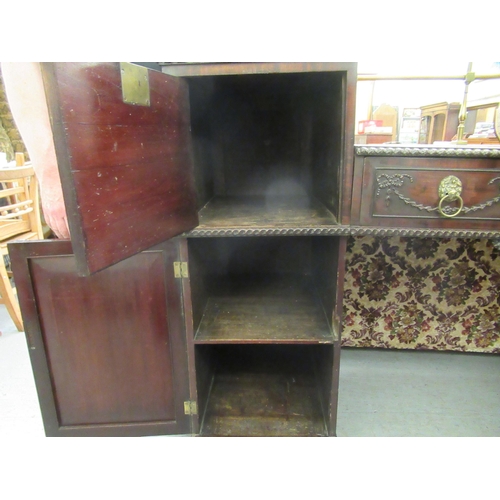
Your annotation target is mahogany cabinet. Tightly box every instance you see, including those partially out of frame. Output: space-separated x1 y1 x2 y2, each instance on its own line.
9 62 357 436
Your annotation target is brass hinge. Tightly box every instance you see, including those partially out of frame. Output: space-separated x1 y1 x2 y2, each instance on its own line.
120 62 150 106
184 400 198 415
174 261 189 278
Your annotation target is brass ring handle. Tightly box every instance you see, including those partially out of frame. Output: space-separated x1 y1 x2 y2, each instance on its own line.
438 193 464 217
438 175 463 218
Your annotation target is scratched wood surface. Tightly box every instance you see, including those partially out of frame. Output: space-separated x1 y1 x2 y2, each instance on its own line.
42 63 198 275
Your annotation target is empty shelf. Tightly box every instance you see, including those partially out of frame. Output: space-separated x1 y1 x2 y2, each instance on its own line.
194 279 335 344
200 345 328 437
197 196 338 229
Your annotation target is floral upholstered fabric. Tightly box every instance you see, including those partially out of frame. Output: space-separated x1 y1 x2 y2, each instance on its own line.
342 236 500 353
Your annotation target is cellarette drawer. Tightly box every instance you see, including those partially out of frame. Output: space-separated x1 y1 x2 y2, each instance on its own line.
352 155 500 230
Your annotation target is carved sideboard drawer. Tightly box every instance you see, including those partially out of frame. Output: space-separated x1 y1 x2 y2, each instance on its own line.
352 149 500 230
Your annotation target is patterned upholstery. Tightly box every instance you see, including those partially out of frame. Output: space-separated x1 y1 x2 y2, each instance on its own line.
343 236 500 353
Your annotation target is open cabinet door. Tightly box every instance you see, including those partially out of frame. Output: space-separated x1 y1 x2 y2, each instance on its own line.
42 62 198 275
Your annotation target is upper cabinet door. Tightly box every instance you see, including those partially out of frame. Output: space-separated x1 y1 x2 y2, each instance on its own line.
42 62 198 275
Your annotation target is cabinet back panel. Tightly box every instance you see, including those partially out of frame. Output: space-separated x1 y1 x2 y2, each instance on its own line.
189 237 313 280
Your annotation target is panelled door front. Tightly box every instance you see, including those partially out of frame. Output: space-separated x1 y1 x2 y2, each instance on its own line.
10 239 192 437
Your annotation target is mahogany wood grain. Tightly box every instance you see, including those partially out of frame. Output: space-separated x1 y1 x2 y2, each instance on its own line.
41 63 198 275
313 345 335 434
340 68 357 225
9 239 191 437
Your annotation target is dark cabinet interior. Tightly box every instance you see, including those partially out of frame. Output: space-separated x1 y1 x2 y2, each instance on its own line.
188 236 342 436
195 344 335 436
187 71 347 228
189 236 339 342
177 66 353 435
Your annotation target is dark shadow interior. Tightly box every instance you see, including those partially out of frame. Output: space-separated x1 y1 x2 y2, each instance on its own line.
182 69 348 436
195 343 334 437
187 72 345 226
188 236 341 436
188 236 339 342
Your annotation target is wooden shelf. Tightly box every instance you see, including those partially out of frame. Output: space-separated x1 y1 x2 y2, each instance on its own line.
200 345 328 437
197 196 338 229
194 276 335 344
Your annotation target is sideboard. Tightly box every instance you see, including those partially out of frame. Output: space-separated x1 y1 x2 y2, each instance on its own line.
8 63 500 437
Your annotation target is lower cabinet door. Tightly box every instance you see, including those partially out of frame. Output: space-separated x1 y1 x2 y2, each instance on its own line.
9 239 192 437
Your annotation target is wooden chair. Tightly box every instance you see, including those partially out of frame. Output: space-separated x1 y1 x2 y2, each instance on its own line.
0 164 44 330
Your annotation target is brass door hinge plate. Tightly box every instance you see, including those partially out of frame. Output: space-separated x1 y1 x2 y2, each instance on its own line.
174 261 189 278
120 62 150 106
184 401 197 415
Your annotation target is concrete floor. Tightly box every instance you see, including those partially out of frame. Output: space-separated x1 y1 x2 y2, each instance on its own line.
337 348 500 437
0 305 45 437
0 304 498 437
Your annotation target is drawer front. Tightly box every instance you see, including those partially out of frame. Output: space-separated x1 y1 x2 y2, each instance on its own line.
357 156 500 230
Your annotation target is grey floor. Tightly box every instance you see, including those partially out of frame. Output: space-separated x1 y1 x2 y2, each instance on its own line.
1 304 498 437
337 348 500 437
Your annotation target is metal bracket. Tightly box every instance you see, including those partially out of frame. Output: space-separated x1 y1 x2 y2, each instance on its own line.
120 62 150 106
